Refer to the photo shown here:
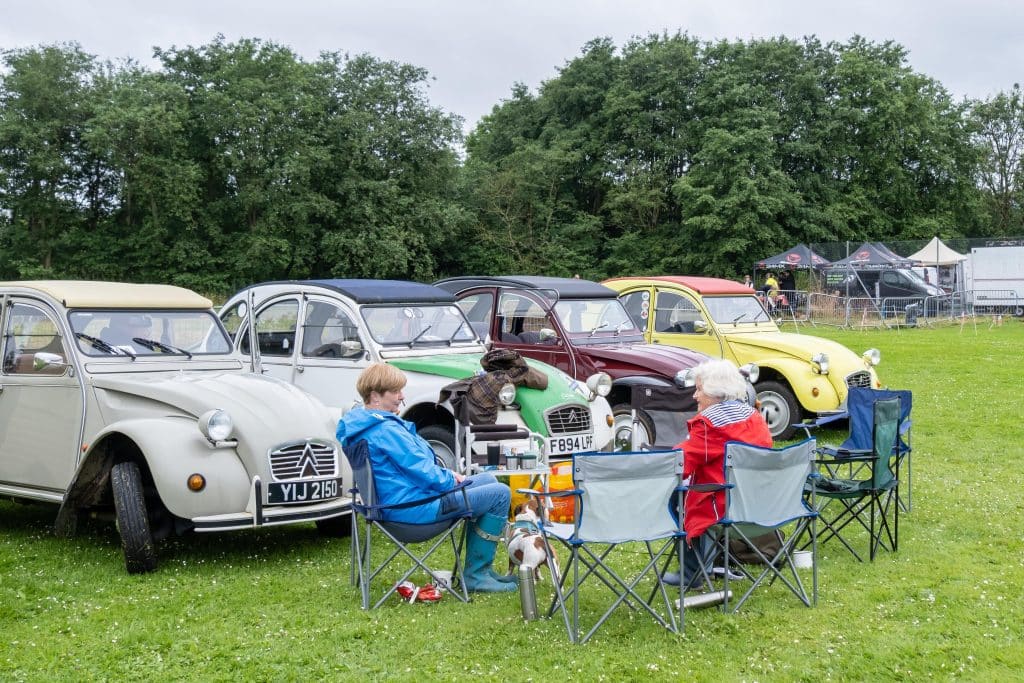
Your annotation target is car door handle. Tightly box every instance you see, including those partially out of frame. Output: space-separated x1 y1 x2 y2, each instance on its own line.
295 365 304 373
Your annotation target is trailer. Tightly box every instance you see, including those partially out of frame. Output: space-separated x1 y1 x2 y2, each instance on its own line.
964 246 1024 315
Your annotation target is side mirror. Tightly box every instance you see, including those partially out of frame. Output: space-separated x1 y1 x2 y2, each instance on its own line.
339 340 364 357
693 319 708 333
538 328 557 342
33 352 67 371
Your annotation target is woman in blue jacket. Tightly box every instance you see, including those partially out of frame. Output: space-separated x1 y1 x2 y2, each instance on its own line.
337 363 517 593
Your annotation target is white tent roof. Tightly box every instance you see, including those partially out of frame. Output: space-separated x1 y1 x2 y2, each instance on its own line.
907 236 967 265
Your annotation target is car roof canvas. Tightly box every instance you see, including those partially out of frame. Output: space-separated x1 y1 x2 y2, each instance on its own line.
0 280 212 308
435 275 616 300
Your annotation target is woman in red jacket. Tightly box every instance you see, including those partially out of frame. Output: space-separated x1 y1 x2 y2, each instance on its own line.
663 359 772 588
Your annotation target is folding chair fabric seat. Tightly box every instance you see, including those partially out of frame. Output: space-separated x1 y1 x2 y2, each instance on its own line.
695 439 819 612
345 439 473 609
527 450 685 644
810 396 901 562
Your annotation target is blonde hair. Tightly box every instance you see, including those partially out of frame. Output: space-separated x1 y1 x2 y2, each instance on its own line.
356 363 407 403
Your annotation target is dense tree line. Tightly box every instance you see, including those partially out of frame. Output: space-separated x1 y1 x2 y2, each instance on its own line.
1 35 1021 291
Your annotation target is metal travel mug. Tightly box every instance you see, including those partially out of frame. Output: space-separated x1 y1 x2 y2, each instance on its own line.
519 565 538 621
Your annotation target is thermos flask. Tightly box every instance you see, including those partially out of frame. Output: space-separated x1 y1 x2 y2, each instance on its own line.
518 565 538 621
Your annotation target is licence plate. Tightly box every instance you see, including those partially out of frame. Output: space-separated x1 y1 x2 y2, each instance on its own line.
267 478 342 504
546 433 594 455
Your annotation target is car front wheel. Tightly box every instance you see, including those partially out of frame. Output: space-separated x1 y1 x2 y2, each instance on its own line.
110 460 158 574
756 381 801 440
419 424 459 471
612 404 655 451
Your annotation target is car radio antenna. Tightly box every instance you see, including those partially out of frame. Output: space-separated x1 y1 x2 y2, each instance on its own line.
247 288 263 375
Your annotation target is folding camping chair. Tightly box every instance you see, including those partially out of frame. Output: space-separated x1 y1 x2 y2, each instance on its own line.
345 439 473 609
522 450 685 644
800 387 913 511
809 396 901 562
690 439 819 612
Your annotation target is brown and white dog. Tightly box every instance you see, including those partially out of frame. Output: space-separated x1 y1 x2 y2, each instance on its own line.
506 499 558 582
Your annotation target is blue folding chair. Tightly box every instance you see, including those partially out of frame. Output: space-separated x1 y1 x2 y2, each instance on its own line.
345 439 473 609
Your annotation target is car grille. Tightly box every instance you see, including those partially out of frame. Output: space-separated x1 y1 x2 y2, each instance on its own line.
846 371 872 389
269 440 338 480
546 405 592 435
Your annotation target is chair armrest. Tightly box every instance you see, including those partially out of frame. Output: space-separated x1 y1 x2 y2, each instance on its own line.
679 482 731 493
371 480 472 512
516 488 580 499
816 446 873 461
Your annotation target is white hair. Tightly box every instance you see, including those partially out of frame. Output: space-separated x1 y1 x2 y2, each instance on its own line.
694 359 747 402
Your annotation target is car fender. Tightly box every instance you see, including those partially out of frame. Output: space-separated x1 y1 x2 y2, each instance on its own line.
755 357 842 413
87 417 251 520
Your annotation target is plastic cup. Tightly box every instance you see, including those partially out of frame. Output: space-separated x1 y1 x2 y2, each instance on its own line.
433 569 453 591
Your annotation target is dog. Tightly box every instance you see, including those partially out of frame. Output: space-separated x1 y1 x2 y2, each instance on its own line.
506 499 558 582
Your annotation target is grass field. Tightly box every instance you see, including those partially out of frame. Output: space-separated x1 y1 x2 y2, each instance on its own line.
2 322 1023 681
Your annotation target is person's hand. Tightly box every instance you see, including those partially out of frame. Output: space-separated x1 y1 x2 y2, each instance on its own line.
453 472 466 484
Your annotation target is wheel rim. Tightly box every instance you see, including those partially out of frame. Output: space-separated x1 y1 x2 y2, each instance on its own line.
757 390 791 437
428 438 458 471
613 412 650 451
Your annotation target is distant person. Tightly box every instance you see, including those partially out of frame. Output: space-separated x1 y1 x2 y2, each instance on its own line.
742 274 754 289
778 270 795 294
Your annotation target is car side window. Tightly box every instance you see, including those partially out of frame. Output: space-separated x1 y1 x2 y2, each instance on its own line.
301 301 363 359
221 302 244 341
2 303 68 376
619 291 650 328
654 291 702 334
496 292 550 344
456 292 494 341
250 300 299 357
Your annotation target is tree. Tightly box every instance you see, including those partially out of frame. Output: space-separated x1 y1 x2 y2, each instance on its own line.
970 85 1024 235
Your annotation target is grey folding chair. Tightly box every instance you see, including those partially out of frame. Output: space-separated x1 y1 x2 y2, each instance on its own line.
523 450 685 644
696 439 819 612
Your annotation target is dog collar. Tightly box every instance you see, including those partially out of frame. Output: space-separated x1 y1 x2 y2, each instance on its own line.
514 519 541 533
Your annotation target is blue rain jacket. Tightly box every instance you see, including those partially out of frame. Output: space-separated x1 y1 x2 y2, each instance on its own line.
337 408 457 523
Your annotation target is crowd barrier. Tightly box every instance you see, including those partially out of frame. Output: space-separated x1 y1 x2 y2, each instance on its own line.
783 290 1021 328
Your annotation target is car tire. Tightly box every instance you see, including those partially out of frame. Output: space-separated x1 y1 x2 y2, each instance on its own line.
315 513 353 537
419 425 459 471
612 404 655 451
756 381 801 440
110 460 158 574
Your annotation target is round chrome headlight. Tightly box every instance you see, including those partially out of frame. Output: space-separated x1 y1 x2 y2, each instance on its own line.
585 372 612 398
675 368 696 388
811 352 830 375
498 383 517 406
199 409 234 442
738 362 760 384
863 348 881 366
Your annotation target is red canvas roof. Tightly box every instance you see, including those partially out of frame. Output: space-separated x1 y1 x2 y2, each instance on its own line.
604 276 753 295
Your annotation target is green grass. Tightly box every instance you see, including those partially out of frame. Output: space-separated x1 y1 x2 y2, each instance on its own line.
2 322 1024 681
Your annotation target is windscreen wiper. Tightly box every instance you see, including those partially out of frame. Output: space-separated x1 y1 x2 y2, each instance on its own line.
408 325 433 347
132 337 193 359
75 332 135 359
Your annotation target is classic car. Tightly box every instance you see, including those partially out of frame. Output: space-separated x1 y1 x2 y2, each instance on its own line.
433 276 710 448
603 276 882 439
218 280 614 468
0 280 350 573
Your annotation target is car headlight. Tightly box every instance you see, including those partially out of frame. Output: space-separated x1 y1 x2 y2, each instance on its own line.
585 372 612 398
498 383 517 406
863 348 881 366
199 409 234 442
811 352 830 375
738 363 760 384
675 368 696 388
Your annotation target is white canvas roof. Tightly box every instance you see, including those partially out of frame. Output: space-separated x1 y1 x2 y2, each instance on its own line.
0 280 212 308
907 237 967 266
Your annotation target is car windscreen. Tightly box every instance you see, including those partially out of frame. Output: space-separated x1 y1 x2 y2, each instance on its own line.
702 296 772 324
68 310 232 356
553 298 644 339
361 304 477 346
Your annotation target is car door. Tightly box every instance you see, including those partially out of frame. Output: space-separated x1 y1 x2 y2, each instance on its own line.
494 290 574 376
648 287 726 359
618 287 656 337
290 296 368 409
227 296 300 384
0 299 83 497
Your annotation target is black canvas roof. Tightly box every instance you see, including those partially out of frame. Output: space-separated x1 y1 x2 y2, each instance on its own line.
243 279 455 304
434 275 617 300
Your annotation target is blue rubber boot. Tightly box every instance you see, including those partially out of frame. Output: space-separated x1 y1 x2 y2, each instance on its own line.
464 513 518 593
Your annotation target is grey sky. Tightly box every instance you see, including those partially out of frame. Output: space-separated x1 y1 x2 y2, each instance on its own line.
2 1 1021 134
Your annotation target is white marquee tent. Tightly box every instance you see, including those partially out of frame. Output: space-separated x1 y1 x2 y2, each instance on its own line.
907 236 967 265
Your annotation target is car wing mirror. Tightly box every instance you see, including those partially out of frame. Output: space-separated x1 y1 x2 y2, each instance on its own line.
33 352 67 371
339 340 364 357
538 328 557 343
693 319 708 333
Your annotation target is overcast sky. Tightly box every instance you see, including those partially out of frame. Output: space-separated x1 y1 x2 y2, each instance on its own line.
2 1 1021 134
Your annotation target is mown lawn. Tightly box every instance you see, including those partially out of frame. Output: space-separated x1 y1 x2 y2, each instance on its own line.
1 322 1023 681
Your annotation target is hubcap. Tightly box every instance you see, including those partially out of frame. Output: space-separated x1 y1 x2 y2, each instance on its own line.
757 392 790 437
613 413 649 451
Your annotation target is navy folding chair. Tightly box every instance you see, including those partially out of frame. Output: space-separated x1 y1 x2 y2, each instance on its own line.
345 439 473 609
